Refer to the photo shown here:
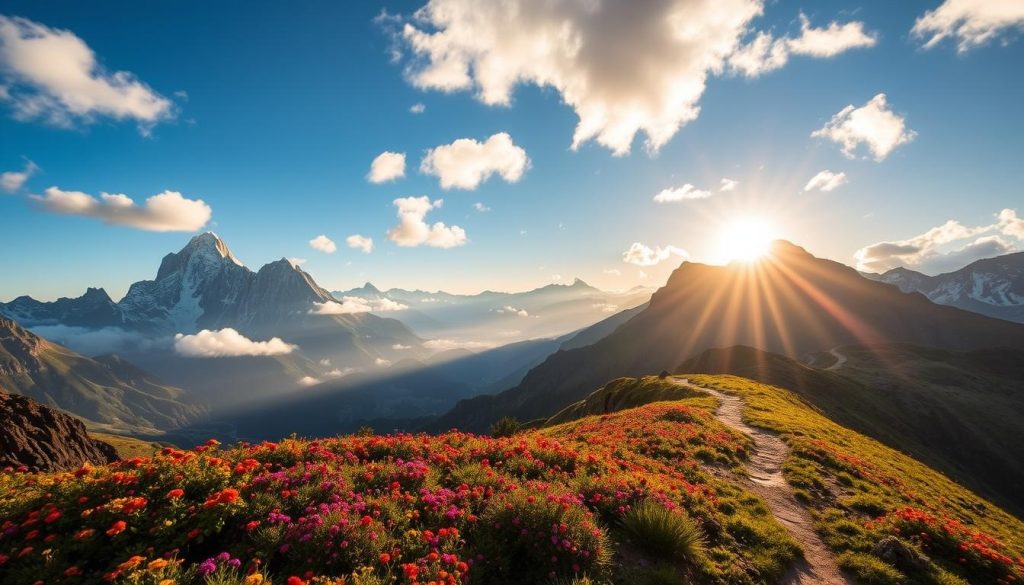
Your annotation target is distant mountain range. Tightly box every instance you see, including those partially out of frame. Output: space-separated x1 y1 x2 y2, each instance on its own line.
0 233 427 405
333 279 652 345
430 241 1024 433
0 317 203 433
864 251 1024 323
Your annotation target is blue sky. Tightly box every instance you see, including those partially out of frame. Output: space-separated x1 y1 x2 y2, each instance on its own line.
1 0 1022 301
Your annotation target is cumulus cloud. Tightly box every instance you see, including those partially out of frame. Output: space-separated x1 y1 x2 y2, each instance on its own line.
912 0 1024 52
854 208 1024 273
731 13 877 76
346 234 373 253
375 357 392 367
623 242 689 266
392 343 412 350
0 15 174 132
309 234 337 254
422 338 494 351
311 297 408 315
298 376 321 387
1 159 37 193
32 187 211 232
653 184 712 203
368 151 406 183
397 0 762 155
174 328 297 358
495 305 529 317
719 178 739 192
812 93 916 161
420 133 529 189
473 202 490 212
804 170 848 192
386 196 467 248
410 102 426 113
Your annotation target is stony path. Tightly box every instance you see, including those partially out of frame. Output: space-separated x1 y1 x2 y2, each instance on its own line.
825 347 848 371
674 378 852 585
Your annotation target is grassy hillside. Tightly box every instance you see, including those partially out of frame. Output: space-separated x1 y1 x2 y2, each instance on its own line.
544 376 703 426
89 432 167 459
680 344 1024 516
0 318 204 433
688 375 1024 585
2 374 1022 584
0 387 801 585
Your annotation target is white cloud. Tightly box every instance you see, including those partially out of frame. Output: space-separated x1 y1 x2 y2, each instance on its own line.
803 170 848 192
298 376 321 387
311 297 408 315
174 328 297 358
1 159 37 193
375 357 392 367
0 15 174 132
912 0 1024 52
420 132 529 189
397 0 763 156
592 302 618 313
812 93 916 161
495 305 529 317
392 343 412 350
410 102 426 113
473 202 490 212
422 338 495 351
309 234 337 254
326 367 356 378
346 234 374 253
29 324 158 356
999 208 1024 239
386 196 467 248
730 13 877 76
623 242 689 266
368 151 406 183
653 183 712 203
32 187 211 232
719 178 739 192
854 208 1024 273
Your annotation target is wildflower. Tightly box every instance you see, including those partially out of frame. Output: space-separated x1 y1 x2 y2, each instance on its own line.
167 488 184 499
106 520 127 537
379 553 391 564
245 575 264 585
44 510 61 523
148 558 169 570
287 577 306 585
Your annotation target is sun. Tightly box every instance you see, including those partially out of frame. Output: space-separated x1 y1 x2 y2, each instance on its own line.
716 217 778 263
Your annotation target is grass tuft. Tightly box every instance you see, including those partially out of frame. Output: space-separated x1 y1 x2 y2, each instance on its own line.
619 500 706 562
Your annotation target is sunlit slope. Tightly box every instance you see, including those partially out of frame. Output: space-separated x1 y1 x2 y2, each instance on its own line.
429 241 1024 434
681 344 1024 517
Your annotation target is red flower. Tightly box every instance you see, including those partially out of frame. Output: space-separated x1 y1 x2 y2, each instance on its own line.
286 577 306 585
43 510 61 524
106 520 127 537
379 553 391 564
360 515 373 526
167 488 184 499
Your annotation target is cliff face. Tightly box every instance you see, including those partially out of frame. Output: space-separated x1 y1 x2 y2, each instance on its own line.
0 391 118 472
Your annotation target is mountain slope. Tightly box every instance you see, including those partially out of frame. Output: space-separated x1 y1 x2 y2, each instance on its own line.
4 375 1023 585
680 344 1024 516
867 251 1024 322
429 241 1024 432
0 317 203 433
0 390 119 472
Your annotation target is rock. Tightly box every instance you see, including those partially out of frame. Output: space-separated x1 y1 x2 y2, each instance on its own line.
0 390 118 472
873 536 932 573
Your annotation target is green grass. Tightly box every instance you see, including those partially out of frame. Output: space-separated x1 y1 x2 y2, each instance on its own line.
544 376 709 426
618 500 706 561
688 374 1024 585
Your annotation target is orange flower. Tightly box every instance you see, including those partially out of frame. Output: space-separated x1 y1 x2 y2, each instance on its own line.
106 520 127 537
148 558 169 570
118 555 145 570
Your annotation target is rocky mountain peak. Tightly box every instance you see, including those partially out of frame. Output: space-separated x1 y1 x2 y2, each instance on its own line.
0 391 118 472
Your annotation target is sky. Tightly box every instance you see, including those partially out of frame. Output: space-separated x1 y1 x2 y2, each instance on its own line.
1 0 1023 301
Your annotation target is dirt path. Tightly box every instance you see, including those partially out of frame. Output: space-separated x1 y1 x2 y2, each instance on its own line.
825 347 848 371
675 378 851 585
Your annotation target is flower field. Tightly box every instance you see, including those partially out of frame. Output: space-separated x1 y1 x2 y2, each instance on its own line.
0 383 798 585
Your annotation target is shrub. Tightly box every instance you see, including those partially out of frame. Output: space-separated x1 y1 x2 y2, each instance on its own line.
619 501 705 562
490 416 521 438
